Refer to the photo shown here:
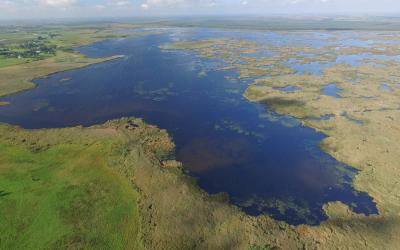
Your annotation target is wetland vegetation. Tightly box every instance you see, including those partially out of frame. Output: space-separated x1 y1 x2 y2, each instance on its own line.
165 29 400 248
1 19 400 249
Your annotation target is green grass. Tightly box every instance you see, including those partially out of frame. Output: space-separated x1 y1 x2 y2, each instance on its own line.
0 140 142 249
0 57 31 68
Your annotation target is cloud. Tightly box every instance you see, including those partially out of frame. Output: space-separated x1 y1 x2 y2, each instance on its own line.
140 0 218 10
141 0 185 9
141 3 149 10
108 0 132 7
38 0 77 7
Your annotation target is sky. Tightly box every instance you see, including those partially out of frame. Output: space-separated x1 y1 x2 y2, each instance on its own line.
1 0 400 19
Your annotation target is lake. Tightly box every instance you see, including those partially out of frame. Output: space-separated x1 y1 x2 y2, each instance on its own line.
0 28 378 225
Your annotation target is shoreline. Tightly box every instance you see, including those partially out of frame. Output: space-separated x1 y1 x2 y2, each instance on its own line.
0 23 151 99
0 53 125 99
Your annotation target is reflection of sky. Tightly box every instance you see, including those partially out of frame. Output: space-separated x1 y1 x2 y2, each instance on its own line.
321 83 343 98
148 27 400 77
379 83 394 92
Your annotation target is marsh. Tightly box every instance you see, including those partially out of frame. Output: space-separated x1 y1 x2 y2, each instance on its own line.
0 28 378 225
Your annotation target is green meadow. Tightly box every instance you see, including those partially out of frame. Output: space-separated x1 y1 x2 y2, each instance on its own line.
0 125 143 249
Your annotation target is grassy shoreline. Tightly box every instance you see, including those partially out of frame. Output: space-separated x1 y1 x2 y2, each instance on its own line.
0 53 124 98
0 23 147 98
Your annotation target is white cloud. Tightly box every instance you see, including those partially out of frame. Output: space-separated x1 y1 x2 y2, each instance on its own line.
143 0 185 8
140 0 219 10
141 3 149 10
108 0 132 7
38 0 77 7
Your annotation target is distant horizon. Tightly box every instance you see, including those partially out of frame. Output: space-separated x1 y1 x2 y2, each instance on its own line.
2 13 400 23
2 0 400 20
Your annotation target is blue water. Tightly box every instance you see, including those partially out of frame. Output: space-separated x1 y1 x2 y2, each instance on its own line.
322 83 343 98
379 83 394 92
0 30 378 225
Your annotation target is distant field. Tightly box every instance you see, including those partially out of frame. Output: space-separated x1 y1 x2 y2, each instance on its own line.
0 24 136 69
160 16 400 31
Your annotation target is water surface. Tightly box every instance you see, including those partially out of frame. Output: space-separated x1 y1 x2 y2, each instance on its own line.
322 83 343 98
379 83 394 92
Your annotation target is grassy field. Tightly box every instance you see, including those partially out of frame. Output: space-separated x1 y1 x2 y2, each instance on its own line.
0 58 31 68
161 16 400 31
0 122 145 249
0 117 176 249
